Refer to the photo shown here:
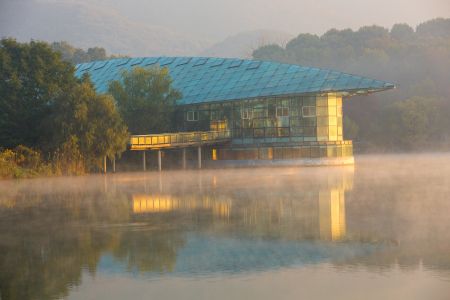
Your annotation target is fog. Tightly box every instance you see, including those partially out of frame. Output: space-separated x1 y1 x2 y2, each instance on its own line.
1 0 449 56
0 153 450 299
94 0 450 38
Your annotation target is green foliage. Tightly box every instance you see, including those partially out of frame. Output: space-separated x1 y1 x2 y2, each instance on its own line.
46 76 129 170
50 41 122 64
108 66 181 134
385 97 441 150
0 146 52 179
52 136 86 176
0 38 129 175
0 38 78 149
343 116 359 140
253 18 450 151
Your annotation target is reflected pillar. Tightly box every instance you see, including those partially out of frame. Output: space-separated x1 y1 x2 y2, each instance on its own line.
319 188 346 241
158 150 162 172
197 146 202 169
182 148 186 169
142 151 146 171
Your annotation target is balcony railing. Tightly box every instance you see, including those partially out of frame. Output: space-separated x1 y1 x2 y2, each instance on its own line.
129 130 231 150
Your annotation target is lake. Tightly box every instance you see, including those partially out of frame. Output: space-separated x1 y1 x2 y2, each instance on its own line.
0 153 449 300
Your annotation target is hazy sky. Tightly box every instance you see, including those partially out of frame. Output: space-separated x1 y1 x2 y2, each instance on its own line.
91 0 450 39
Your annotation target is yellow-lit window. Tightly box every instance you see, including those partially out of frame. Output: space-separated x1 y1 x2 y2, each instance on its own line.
328 105 337 116
212 149 217 160
328 95 337 106
329 126 338 141
329 117 337 126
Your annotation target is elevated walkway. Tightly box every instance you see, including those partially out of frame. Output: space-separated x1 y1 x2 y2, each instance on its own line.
129 130 231 150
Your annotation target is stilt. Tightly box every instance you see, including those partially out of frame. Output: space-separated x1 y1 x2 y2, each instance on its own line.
158 150 162 172
142 151 146 171
112 156 116 173
197 146 202 169
182 148 186 169
103 156 107 174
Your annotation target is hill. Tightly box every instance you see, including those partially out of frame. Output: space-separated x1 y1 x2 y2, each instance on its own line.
0 0 211 56
201 30 293 58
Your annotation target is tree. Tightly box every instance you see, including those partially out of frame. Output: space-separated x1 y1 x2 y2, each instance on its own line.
252 18 450 152
51 41 113 64
108 66 181 134
0 38 78 149
0 38 129 173
47 75 129 171
391 23 414 41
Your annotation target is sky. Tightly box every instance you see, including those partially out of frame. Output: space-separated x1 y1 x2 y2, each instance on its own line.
89 0 450 39
0 0 449 55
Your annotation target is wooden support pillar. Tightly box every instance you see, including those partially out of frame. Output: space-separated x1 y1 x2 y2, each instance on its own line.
103 156 107 174
158 150 162 172
112 156 116 173
182 148 186 169
142 151 146 171
197 146 202 169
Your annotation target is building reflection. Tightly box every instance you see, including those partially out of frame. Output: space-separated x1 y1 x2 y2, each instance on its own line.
132 194 231 218
2 165 450 300
130 167 354 242
319 189 346 241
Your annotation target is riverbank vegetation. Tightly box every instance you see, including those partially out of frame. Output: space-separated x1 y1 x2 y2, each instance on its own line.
253 18 450 151
0 39 129 178
0 39 180 179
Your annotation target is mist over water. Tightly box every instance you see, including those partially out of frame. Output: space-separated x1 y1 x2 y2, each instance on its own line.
0 153 449 300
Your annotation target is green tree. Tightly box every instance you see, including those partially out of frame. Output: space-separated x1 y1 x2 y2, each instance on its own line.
0 39 78 148
47 75 129 171
51 41 109 64
0 38 129 173
391 23 414 41
343 116 359 140
108 66 181 134
377 96 441 150
252 18 450 151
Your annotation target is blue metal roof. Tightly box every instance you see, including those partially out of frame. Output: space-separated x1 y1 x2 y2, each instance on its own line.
75 57 395 105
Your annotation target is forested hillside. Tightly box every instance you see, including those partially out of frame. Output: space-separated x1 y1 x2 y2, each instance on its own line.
253 18 450 151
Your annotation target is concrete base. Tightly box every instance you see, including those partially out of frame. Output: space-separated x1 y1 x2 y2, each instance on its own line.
204 156 354 168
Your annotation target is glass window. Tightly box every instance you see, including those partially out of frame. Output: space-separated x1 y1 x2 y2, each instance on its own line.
316 96 328 107
316 106 328 116
241 108 252 119
302 106 316 117
187 111 199 122
276 107 289 117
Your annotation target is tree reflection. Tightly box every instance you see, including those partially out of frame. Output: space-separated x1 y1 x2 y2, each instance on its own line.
0 164 450 299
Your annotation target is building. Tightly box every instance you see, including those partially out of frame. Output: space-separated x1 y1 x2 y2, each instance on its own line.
76 57 394 167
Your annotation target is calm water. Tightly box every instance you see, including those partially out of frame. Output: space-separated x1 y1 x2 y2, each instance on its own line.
1 154 450 300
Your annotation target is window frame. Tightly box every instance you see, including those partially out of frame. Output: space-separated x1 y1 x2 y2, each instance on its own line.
302 106 316 118
276 106 289 117
187 110 199 122
241 108 252 120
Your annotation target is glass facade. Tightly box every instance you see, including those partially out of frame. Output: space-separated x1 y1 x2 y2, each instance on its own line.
176 93 351 161
75 56 394 164
178 93 343 144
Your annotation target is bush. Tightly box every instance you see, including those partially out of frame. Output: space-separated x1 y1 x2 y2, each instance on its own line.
0 146 52 179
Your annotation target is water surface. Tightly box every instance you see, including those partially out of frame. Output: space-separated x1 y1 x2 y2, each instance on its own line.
0 154 449 300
